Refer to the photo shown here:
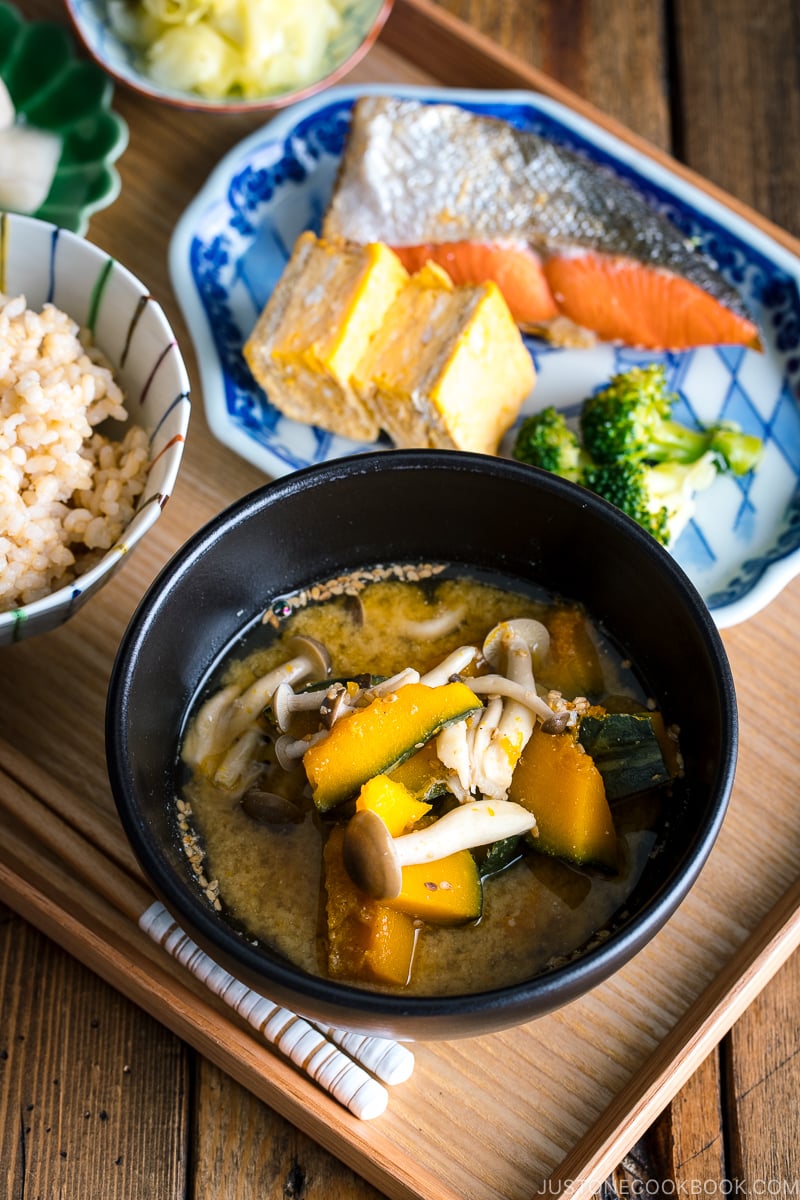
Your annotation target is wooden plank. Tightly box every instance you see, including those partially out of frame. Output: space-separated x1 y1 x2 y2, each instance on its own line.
649 1050 727 1185
431 0 671 149
671 0 800 237
0 902 190 1196
724 955 800 1189
191 1060 385 1199
669 1 800 1188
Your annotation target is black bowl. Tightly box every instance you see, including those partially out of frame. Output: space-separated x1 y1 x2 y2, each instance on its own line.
106 449 737 1040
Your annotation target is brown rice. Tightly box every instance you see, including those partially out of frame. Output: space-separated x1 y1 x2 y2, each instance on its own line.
0 292 149 611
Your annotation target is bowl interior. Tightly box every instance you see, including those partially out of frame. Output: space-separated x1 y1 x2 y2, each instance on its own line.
107 451 737 1038
65 0 393 113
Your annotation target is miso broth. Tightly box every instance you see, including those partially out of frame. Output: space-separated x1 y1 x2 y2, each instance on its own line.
176 565 675 996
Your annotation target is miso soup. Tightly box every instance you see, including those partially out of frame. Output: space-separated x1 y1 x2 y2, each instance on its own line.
176 565 679 996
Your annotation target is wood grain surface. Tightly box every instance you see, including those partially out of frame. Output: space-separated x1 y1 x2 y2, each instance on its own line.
1 1 799 1197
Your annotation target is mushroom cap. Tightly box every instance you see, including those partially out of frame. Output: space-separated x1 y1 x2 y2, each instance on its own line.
286 634 332 679
342 809 403 900
241 788 303 825
482 618 550 671
271 681 296 732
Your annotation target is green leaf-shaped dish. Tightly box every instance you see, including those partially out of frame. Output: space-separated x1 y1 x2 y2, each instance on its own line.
0 2 127 234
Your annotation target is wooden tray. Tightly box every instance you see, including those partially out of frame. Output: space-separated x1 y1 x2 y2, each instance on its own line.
2 3 800 1198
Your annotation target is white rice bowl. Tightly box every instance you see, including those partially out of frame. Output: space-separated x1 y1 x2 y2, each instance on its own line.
0 213 190 645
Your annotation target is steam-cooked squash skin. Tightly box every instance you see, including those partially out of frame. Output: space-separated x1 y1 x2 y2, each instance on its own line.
303 681 482 811
509 728 618 871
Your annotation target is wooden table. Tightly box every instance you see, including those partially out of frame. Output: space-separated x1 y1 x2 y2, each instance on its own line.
1 1 799 1196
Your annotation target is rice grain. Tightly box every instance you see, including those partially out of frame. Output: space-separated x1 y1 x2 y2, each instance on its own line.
0 292 149 610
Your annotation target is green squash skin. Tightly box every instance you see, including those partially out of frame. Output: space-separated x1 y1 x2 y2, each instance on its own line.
307 685 482 812
577 712 669 801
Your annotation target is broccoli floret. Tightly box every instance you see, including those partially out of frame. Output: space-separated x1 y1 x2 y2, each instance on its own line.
585 452 719 546
580 365 710 466
709 422 765 476
580 364 764 476
513 407 588 482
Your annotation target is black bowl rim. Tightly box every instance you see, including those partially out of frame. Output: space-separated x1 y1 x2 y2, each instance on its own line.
106 448 738 1027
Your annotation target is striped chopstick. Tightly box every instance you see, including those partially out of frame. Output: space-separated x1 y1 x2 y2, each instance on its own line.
0 753 414 1119
139 900 395 1119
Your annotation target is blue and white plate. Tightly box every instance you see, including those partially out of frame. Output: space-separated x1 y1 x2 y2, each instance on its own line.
169 84 800 628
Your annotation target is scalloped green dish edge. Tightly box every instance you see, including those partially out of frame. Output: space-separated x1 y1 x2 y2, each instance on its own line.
0 1 128 234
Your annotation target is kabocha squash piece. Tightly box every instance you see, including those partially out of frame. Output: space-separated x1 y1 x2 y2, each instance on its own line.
476 834 524 879
354 774 484 923
509 727 618 871
356 773 432 836
303 681 482 811
323 827 417 987
388 743 450 801
648 710 682 779
542 606 604 698
385 851 483 925
576 712 671 800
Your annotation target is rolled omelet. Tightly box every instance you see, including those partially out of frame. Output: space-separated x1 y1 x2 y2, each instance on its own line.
354 262 536 455
244 233 535 453
243 232 409 443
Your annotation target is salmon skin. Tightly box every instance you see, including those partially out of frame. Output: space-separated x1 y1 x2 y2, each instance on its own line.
322 96 761 351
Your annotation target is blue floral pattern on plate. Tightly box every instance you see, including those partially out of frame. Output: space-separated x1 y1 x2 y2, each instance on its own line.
169 84 800 628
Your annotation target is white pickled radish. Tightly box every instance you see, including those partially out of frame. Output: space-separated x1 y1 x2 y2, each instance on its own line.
0 124 62 213
0 78 14 130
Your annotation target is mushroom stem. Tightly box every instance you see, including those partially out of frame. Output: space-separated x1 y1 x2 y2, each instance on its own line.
272 681 330 733
181 682 241 767
342 800 536 900
396 606 466 640
368 667 421 696
465 675 553 722
471 619 551 802
225 636 331 742
274 729 328 772
419 645 477 687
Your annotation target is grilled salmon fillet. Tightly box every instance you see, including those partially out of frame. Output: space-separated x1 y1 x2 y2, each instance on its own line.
322 96 760 351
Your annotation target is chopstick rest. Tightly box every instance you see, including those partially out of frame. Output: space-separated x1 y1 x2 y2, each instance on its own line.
140 900 391 1120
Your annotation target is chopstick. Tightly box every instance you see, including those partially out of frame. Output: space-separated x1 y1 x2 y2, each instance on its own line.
0 750 414 1119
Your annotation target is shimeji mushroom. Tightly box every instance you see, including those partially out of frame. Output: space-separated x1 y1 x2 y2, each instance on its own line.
218 633 331 744
182 635 331 773
436 619 552 802
272 680 331 732
342 799 537 900
396 605 466 641
471 618 551 796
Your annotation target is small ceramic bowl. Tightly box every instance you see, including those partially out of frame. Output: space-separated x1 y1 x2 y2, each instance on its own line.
64 0 394 114
0 1 128 234
106 451 737 1040
0 213 191 646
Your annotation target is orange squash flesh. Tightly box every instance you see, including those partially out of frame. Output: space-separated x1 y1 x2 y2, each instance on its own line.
356 773 431 835
385 852 483 925
323 827 417 987
541 606 604 698
509 727 618 871
304 680 481 811
388 743 449 800
357 774 483 925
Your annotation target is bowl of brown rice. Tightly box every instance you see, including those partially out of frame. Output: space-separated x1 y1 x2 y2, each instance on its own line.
0 212 191 645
